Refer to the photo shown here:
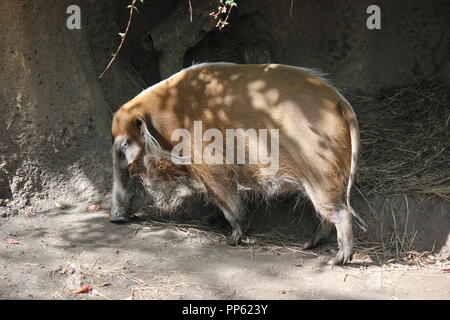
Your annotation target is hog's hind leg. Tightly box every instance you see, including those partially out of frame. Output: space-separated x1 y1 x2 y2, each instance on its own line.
326 204 353 265
219 197 245 246
303 184 353 265
208 184 245 246
303 221 333 250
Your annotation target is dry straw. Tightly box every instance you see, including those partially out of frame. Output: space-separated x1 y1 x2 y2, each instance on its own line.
355 78 449 202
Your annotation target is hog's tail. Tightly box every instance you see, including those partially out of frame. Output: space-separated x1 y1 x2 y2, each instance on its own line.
338 97 367 232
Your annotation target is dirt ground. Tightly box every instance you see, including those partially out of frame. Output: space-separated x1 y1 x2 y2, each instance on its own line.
1 202 449 300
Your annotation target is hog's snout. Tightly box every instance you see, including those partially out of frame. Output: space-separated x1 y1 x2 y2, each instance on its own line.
109 206 129 224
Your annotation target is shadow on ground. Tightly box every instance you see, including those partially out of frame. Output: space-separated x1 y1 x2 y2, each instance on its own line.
1 198 449 300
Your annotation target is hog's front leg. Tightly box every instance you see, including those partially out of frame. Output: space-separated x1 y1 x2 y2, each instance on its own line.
110 143 134 223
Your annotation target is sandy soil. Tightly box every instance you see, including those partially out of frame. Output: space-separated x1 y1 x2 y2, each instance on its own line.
0 203 449 300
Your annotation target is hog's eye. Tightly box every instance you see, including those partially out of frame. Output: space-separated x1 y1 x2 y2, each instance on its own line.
135 118 142 128
121 139 130 148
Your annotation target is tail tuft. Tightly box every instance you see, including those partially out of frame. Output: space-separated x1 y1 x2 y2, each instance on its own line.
338 98 367 232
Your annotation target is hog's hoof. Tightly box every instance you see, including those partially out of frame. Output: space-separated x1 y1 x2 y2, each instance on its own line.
109 215 129 223
303 223 332 250
109 208 129 224
327 249 353 266
302 235 323 250
226 230 243 246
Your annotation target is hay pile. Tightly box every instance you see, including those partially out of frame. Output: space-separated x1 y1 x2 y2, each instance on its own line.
354 79 450 201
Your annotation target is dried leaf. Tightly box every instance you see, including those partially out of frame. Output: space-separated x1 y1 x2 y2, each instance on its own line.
88 205 101 212
76 285 93 294
6 238 20 245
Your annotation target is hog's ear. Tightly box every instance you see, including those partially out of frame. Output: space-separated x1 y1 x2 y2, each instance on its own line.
134 117 144 131
136 115 172 152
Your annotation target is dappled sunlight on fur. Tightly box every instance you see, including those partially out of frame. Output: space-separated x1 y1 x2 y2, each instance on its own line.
111 63 364 264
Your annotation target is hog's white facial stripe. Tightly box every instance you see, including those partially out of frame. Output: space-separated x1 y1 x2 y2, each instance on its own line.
114 135 141 165
123 143 140 165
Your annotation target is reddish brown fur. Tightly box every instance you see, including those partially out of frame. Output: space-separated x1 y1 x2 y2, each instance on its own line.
111 63 362 264
112 63 356 212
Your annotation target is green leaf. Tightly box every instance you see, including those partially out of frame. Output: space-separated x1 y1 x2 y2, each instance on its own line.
225 0 237 7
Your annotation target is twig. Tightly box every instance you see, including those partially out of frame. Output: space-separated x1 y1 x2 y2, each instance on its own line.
210 0 236 30
187 0 193 22
99 0 139 79
401 195 409 250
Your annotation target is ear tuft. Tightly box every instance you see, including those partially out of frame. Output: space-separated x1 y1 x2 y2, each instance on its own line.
135 117 143 129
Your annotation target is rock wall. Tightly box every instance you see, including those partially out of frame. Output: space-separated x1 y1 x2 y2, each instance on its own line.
0 0 120 213
185 0 450 93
